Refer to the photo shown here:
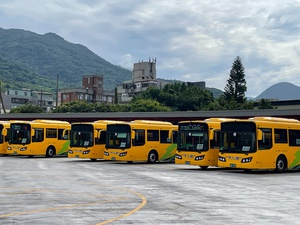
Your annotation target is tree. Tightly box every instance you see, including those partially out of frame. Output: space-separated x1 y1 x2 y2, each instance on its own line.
9 104 44 113
256 99 274 109
130 99 171 112
223 56 247 105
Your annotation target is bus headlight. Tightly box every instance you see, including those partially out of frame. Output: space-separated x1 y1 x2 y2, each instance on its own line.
104 152 109 156
82 150 90 155
7 146 12 150
119 152 127 157
195 155 204 161
175 154 182 159
241 157 252 163
218 156 226 162
20 147 27 151
68 150 73 154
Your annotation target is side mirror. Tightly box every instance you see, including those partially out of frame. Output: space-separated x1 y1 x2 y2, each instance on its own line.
257 129 263 141
2 128 7 136
209 129 215 141
95 130 101 138
168 129 174 140
62 129 70 139
131 130 136 139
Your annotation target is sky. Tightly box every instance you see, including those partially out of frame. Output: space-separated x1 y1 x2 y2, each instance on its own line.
1 0 300 98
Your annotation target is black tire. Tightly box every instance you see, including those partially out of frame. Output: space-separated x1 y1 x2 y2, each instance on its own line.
46 147 55 158
275 156 286 173
147 150 158 163
90 158 97 162
127 161 133 164
200 166 208 170
243 169 252 173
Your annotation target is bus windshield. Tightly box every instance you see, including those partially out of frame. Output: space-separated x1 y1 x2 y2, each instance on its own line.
220 122 256 153
178 131 209 151
70 124 93 147
177 122 209 151
9 124 31 144
106 124 130 149
220 131 256 153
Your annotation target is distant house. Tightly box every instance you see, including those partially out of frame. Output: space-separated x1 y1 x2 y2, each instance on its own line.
1 88 55 113
59 75 114 105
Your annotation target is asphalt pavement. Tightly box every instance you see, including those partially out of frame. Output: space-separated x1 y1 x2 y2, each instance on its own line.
1 156 300 225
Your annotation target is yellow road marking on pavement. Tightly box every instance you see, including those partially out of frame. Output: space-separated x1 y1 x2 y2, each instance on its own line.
95 186 147 225
0 199 119 218
0 183 147 224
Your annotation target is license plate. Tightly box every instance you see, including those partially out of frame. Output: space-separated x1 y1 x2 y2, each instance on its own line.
230 163 236 168
111 157 116 160
13 151 18 155
76 155 79 158
185 161 191 165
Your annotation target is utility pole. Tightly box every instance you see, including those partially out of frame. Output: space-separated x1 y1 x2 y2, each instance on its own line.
0 81 6 114
56 75 59 107
40 90 43 108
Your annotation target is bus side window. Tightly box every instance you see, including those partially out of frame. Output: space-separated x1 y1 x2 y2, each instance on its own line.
95 131 106 145
133 129 145 146
258 128 272 150
160 130 169 143
32 129 44 142
289 130 300 146
210 131 220 149
172 131 178 144
274 129 287 143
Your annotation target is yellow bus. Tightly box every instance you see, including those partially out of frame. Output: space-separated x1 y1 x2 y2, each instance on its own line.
218 117 300 172
0 121 10 156
175 118 234 169
7 119 70 157
104 120 178 163
68 120 124 161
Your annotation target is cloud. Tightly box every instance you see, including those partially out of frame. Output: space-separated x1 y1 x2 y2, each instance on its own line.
1 0 300 97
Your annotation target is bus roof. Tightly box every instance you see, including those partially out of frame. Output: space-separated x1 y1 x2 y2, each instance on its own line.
248 117 300 123
179 118 235 124
32 119 70 124
131 120 173 125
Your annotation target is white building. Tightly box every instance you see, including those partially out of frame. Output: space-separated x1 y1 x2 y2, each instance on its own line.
118 58 158 103
1 89 55 113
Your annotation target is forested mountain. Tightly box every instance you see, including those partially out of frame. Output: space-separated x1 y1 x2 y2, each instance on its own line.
0 28 132 93
0 27 225 98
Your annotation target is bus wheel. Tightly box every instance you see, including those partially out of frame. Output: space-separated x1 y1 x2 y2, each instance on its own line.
90 158 97 162
199 166 208 170
148 151 158 163
127 161 133 164
46 147 55 158
275 156 286 173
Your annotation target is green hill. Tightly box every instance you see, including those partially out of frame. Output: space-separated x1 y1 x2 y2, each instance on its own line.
0 28 131 92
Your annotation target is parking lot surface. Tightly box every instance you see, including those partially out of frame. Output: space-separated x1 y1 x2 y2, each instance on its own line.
1 156 300 225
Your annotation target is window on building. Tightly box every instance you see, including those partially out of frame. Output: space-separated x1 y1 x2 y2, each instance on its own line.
15 91 18 95
11 98 29 104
